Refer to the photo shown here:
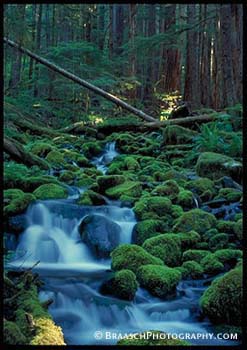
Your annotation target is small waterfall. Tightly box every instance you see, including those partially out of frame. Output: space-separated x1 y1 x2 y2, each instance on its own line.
92 142 118 174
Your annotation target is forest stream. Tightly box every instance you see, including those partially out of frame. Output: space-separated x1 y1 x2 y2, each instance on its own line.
6 142 241 346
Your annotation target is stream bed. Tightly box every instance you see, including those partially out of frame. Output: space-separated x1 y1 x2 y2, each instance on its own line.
6 143 239 346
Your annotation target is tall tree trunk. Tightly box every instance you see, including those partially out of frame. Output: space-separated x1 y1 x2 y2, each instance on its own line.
33 4 43 97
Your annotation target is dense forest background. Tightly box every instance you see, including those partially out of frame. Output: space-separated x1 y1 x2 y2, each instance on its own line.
4 3 242 128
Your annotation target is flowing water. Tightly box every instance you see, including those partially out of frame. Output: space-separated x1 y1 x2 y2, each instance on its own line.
7 143 238 346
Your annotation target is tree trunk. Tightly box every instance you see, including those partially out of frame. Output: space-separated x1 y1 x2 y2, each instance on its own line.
4 37 156 122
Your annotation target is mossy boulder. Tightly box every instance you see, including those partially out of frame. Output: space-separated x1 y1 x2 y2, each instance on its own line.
59 170 75 184
163 125 198 145
176 231 201 249
208 233 229 250
196 152 242 182
97 175 125 193
142 234 182 267
200 266 242 325
76 190 106 206
111 244 163 273
82 141 102 157
124 156 140 171
45 150 66 168
182 249 209 263
216 220 235 234
100 269 138 301
4 320 27 344
201 254 224 275
151 180 180 201
181 260 204 279
4 189 36 217
75 174 96 187
117 330 189 346
79 214 121 258
213 249 242 267
215 188 242 202
137 264 181 298
185 177 215 198
132 219 164 245
172 209 217 235
233 219 242 240
176 189 194 208
62 149 89 167
33 183 68 200
105 181 142 200
134 196 172 220
30 142 54 158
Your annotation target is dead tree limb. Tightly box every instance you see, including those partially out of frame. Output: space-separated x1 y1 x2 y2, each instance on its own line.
4 37 156 123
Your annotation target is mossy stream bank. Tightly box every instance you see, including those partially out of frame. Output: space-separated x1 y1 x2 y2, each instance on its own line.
4 121 243 345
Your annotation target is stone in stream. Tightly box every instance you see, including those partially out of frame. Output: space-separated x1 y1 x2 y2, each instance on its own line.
78 214 121 258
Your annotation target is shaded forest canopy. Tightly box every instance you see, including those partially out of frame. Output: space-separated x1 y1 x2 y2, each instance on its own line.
4 3 242 128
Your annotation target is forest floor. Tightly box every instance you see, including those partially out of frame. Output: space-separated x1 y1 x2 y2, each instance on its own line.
3 107 243 345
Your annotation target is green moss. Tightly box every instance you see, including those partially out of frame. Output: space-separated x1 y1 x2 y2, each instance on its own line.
62 149 89 167
30 142 54 158
132 219 164 245
196 152 242 181
33 183 68 200
82 141 102 157
185 177 215 197
45 150 66 168
76 190 106 206
176 231 201 249
105 181 142 200
142 234 182 267
134 196 172 220
111 244 163 273
172 209 217 234
215 188 242 202
137 264 181 298
216 220 235 234
117 330 189 346
75 174 96 187
201 254 224 275
181 260 204 279
4 320 27 344
97 175 125 192
101 269 138 301
200 266 242 325
59 170 75 184
163 125 198 145
171 204 184 218
176 189 194 208
209 233 229 250
151 180 180 201
213 249 242 265
124 156 140 171
233 219 242 240
182 249 210 263
4 189 36 217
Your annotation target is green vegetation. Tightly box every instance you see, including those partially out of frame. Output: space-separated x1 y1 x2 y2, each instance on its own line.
33 183 68 200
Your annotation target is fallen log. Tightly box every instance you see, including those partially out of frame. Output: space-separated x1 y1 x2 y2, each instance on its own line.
143 114 217 128
4 37 156 123
4 137 50 170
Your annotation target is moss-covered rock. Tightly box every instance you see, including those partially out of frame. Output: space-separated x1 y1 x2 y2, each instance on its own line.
137 264 181 298
216 220 235 234
163 125 198 145
105 181 142 200
215 188 242 202
182 249 210 263
185 177 215 198
82 141 102 157
176 231 201 249
45 150 66 168
62 149 89 167
172 209 217 234
59 170 75 184
134 196 172 220
142 234 182 267
151 180 180 201
75 173 96 187
30 142 54 158
201 254 224 275
33 183 68 200
111 244 163 273
4 189 36 217
97 175 125 193
181 260 204 279
213 249 242 266
124 156 140 171
100 269 138 301
176 189 194 208
233 219 242 240
4 320 27 344
132 219 164 245
196 152 242 182
76 190 106 206
208 233 229 250
117 330 189 346
200 266 242 325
